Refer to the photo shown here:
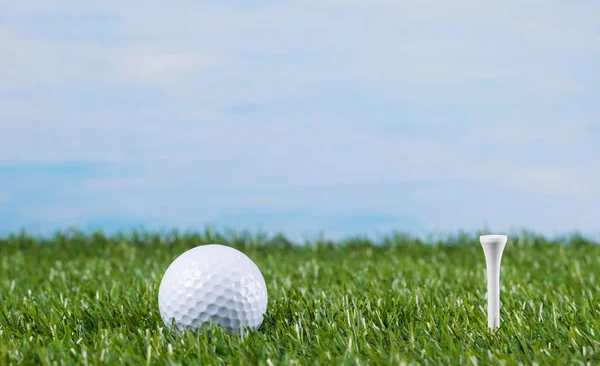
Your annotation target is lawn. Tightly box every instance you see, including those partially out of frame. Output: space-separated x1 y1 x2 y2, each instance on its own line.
1 230 599 364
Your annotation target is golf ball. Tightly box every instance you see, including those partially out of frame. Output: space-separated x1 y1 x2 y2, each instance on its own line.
158 244 268 333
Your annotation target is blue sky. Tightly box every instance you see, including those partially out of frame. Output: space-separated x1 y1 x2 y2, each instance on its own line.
1 0 599 240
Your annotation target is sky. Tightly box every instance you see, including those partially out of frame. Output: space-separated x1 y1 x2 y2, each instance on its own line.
1 0 599 240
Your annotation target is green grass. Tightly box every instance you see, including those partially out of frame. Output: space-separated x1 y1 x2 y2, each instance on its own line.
1 230 599 365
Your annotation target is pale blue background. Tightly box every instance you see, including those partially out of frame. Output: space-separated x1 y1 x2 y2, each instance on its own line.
1 1 599 239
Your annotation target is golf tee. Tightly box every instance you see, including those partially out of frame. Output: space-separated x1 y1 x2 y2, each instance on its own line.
480 235 508 330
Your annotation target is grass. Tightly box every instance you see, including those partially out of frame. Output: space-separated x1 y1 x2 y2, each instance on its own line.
1 229 599 365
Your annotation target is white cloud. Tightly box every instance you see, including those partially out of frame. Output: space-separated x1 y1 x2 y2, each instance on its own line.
0 29 115 89
0 29 218 90
120 49 220 86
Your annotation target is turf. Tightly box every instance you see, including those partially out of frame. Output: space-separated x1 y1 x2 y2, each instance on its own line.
1 230 599 365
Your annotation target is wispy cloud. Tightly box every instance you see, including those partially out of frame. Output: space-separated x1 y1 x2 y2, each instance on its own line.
121 50 220 86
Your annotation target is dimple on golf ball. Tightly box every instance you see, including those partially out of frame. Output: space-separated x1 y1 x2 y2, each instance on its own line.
158 244 268 333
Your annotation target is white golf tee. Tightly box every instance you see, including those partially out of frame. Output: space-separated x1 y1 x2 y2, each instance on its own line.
480 235 508 330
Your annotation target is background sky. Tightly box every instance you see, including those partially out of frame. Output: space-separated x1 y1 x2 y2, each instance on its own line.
1 0 599 240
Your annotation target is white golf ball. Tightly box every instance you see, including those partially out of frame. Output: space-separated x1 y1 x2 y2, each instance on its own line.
158 244 268 333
